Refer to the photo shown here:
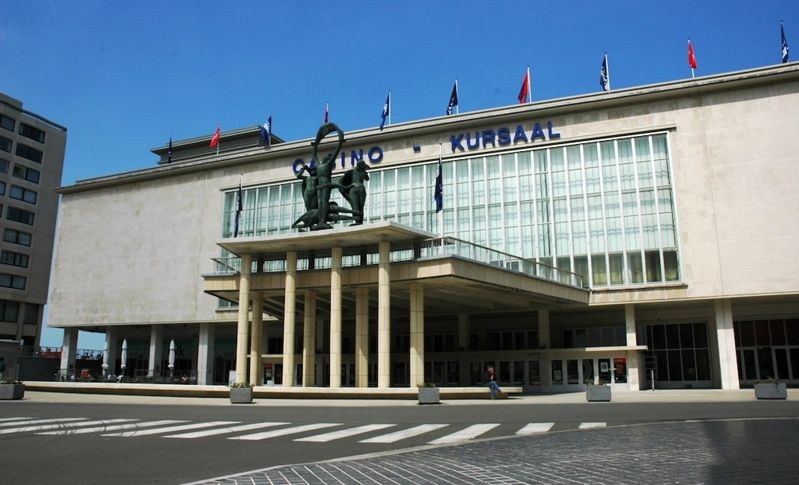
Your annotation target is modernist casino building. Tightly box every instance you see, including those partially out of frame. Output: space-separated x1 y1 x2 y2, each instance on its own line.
50 63 799 393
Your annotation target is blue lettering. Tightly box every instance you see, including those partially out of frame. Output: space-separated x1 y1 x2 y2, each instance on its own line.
368 146 383 164
531 122 546 141
482 130 496 147
513 125 528 144
350 149 364 165
451 134 465 152
547 121 561 139
340 151 347 168
292 158 306 174
497 127 511 146
466 132 480 150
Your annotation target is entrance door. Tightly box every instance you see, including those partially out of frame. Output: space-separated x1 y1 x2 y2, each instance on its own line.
598 358 612 384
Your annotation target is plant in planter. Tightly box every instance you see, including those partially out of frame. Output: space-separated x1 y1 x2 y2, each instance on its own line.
0 380 25 400
585 379 611 402
229 383 254 404
754 378 787 400
417 381 440 405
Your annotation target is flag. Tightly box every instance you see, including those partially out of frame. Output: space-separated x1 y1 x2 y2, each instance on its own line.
434 156 443 212
688 39 698 70
167 135 173 163
600 54 610 91
380 91 391 130
260 116 272 146
324 103 329 123
446 80 458 115
518 68 530 103
233 182 243 237
209 126 221 148
782 22 790 63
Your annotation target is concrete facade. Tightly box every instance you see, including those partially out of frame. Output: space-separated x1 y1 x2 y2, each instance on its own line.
47 64 799 392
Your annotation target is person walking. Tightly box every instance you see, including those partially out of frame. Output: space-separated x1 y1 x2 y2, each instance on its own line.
486 366 501 399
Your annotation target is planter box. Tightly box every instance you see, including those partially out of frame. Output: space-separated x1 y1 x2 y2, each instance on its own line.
418 387 440 405
229 387 253 404
586 385 611 402
0 383 25 400
754 382 787 400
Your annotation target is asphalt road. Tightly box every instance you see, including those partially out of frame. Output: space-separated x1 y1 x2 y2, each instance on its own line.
2 399 799 484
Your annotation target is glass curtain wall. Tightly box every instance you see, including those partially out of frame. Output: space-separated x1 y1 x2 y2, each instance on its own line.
221 132 680 288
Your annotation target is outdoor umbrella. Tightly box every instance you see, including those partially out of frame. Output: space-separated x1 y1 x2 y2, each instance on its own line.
120 339 128 372
168 339 176 376
101 341 109 377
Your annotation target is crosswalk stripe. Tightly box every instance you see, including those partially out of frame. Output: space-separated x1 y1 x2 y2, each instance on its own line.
295 424 396 443
0 417 32 423
230 423 341 441
516 422 555 435
103 421 239 437
427 423 500 445
165 422 289 439
359 424 449 444
0 417 86 428
578 422 607 429
39 420 186 435
0 419 132 435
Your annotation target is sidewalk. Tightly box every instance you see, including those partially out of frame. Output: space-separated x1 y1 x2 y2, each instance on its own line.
16 387 796 407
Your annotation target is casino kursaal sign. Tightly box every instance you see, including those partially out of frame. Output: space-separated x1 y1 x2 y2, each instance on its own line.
291 120 561 175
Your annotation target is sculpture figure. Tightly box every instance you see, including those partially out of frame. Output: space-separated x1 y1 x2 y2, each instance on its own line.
310 123 344 230
296 161 318 212
291 202 353 231
337 160 370 225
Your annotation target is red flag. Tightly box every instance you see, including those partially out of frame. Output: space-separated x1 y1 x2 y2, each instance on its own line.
209 126 221 148
688 39 698 69
518 68 530 104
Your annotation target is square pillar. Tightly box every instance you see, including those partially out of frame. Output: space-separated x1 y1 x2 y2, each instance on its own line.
197 323 215 385
355 287 369 387
235 254 252 385
538 309 550 349
713 299 740 390
104 329 118 379
624 304 640 391
303 290 317 387
409 283 424 387
377 240 391 388
283 251 298 387
329 246 343 388
59 327 78 380
457 313 470 385
249 295 264 386
147 325 164 378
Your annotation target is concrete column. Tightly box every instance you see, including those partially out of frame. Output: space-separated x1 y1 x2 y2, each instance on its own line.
538 310 550 348
329 246 343 388
59 327 78 380
147 325 164 378
104 329 118 378
282 251 297 387
249 295 264 386
377 240 391 388
302 290 317 386
624 304 640 391
316 316 325 385
355 287 369 387
197 323 215 385
714 299 740 390
409 283 425 388
457 313 470 385
235 254 252 385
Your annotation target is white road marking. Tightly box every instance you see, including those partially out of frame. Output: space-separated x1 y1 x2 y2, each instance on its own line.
0 417 32 423
359 424 449 443
0 419 132 435
295 424 396 443
165 422 289 439
578 422 607 429
40 420 186 435
516 422 555 435
427 423 500 444
230 423 341 441
0 418 86 428
103 421 238 437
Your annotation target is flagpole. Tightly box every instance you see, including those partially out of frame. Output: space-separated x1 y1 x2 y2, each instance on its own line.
526 66 532 103
605 54 611 90
216 124 220 157
455 79 459 114
388 91 391 126
438 143 443 239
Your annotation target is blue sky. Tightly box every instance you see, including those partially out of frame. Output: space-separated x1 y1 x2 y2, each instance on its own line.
2 0 796 349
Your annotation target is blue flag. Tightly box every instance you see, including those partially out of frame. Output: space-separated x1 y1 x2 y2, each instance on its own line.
434 156 443 212
600 54 610 91
380 92 390 130
446 81 458 115
233 183 243 237
782 22 790 63
260 116 272 146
